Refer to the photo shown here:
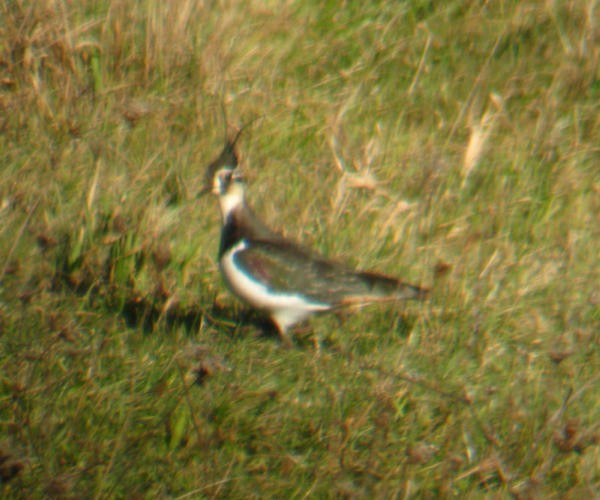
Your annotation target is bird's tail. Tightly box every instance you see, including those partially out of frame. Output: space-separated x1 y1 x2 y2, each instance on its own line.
339 270 429 305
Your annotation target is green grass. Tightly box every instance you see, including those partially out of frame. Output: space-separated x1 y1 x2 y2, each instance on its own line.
1 0 599 497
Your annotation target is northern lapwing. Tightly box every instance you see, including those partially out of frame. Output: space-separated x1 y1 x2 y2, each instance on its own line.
203 132 429 346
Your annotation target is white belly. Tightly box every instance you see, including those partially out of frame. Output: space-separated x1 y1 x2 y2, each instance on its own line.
220 240 330 331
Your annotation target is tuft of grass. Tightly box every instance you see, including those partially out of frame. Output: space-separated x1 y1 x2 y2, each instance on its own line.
1 0 599 497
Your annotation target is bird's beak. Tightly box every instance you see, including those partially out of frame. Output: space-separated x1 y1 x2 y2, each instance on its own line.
197 185 211 198
198 168 216 198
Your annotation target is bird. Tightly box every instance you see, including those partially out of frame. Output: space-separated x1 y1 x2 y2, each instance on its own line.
202 131 429 346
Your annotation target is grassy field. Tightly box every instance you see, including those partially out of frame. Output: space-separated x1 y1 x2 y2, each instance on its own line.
1 0 599 497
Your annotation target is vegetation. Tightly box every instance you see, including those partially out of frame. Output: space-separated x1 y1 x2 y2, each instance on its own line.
1 0 598 496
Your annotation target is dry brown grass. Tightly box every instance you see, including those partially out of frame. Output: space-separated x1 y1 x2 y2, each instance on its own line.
1 0 598 497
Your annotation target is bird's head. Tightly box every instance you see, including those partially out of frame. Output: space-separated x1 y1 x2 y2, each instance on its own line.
212 166 246 219
201 128 248 220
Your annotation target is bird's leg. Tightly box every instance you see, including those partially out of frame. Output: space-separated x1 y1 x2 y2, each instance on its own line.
334 310 348 327
277 327 294 349
311 334 321 356
290 323 321 353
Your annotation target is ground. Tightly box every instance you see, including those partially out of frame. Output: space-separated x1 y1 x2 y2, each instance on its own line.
1 1 598 497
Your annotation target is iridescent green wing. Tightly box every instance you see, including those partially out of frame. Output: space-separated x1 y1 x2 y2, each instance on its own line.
234 239 426 304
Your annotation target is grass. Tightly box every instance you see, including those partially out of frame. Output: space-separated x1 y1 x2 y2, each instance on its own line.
1 0 599 497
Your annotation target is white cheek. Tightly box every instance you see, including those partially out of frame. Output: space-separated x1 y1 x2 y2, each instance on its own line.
219 190 242 219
